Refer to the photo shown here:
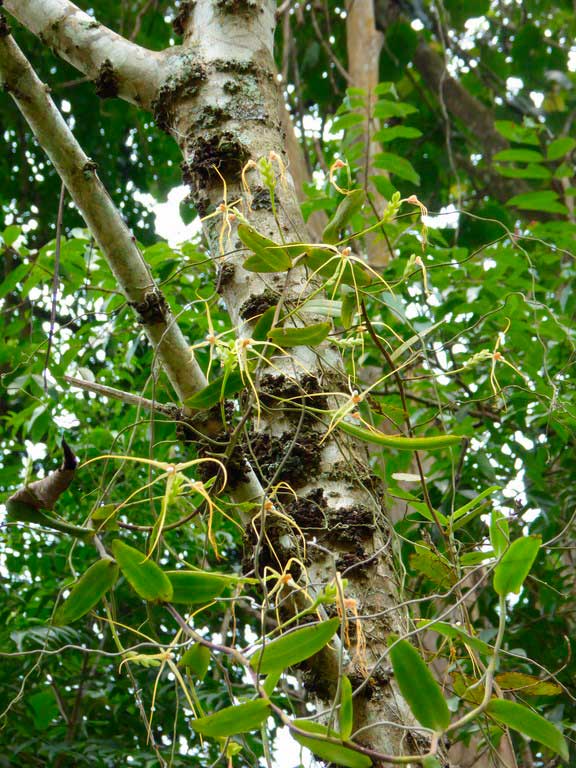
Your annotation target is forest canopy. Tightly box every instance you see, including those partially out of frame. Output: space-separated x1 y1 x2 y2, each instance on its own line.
0 1 574 767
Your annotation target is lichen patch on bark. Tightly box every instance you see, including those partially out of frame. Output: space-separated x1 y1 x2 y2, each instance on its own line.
181 132 249 192
129 289 170 324
94 59 119 99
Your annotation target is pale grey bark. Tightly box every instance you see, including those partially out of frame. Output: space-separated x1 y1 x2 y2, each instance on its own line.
169 0 423 757
4 0 163 108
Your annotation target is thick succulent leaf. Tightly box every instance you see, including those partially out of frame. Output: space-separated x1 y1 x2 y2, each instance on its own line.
388 637 450 731
192 700 270 737
250 618 340 673
111 540 173 602
166 570 230 604
54 558 119 625
292 720 371 768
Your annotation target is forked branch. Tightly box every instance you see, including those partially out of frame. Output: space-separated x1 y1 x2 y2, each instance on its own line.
3 0 164 108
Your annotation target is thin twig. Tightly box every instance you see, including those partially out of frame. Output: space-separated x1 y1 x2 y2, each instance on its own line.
44 182 65 391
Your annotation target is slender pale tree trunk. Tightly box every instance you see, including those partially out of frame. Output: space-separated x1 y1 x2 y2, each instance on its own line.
346 0 392 266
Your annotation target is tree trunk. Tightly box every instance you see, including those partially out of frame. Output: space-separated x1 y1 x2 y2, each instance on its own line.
165 1 423 756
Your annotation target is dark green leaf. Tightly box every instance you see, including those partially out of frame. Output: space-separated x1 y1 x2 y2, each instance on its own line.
184 369 245 410
323 189 365 244
373 153 420 185
292 720 372 768
250 617 340 673
388 637 450 730
238 223 293 271
252 305 277 341
303 247 371 288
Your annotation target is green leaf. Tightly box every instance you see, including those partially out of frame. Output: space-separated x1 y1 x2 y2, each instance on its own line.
250 617 340 673
2 224 22 246
184 369 245 410
493 149 544 163
243 255 288 273
179 644 211 680
410 548 456 589
28 690 59 731
262 671 281 697
238 223 293 271
166 570 230 604
341 293 357 329
452 486 501 521
422 758 442 768
252 305 277 341
494 120 540 145
489 509 509 558
415 619 492 655
338 421 464 450
331 112 366 132
493 536 540 596
373 152 420 185
388 637 450 731
0 262 29 300
373 126 422 142
111 540 173 603
6 500 92 539
339 676 354 740
192 700 270 737
506 190 568 214
323 189 365 244
268 322 331 348
546 137 576 161
487 699 568 761
373 100 417 119
496 164 551 180
460 550 495 566
291 720 372 768
53 559 119 625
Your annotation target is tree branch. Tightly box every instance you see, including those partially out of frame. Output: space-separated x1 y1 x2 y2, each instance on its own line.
0 16 276 509
0 24 205 401
3 0 164 108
